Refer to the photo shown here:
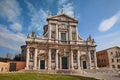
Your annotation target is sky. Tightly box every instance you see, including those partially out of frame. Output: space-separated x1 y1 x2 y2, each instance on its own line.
0 0 120 58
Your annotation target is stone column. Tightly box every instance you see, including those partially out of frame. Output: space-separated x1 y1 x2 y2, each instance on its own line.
77 50 81 70
48 23 51 42
56 24 58 43
45 59 47 70
25 47 29 70
33 48 37 70
94 50 98 69
71 50 74 70
60 56 61 69
48 49 51 70
56 50 58 70
88 50 92 69
38 59 40 69
69 56 71 69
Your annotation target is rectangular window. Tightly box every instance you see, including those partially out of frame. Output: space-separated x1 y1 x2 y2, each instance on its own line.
112 59 114 62
72 26 76 32
117 59 119 62
117 65 120 68
112 65 115 68
61 33 66 41
111 52 113 55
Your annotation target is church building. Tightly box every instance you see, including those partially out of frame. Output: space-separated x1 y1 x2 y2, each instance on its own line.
21 11 97 71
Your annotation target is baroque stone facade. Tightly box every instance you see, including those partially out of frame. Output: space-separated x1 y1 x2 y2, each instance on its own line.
21 11 97 70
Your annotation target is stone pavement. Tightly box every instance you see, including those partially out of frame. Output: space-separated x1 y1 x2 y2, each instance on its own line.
73 72 120 80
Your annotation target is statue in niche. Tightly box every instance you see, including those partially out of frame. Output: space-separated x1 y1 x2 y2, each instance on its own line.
51 31 55 39
91 53 94 60
30 52 33 59
72 32 76 40
63 49 66 56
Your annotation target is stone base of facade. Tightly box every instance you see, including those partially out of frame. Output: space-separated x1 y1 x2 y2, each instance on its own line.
23 69 83 74
25 67 29 70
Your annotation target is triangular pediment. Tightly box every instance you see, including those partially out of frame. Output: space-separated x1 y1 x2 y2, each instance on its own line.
47 13 78 23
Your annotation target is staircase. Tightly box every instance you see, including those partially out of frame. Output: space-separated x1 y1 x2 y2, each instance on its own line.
83 68 117 73
17 69 83 74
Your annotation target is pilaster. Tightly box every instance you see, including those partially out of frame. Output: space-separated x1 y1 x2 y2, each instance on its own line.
76 26 78 44
48 23 51 42
56 24 58 43
69 26 72 44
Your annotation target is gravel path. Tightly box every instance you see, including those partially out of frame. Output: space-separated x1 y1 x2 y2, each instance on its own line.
73 72 120 80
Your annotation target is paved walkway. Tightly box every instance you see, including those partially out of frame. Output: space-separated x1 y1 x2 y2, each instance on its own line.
73 72 120 80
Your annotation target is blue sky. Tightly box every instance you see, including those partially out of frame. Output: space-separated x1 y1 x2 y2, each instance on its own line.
0 0 120 57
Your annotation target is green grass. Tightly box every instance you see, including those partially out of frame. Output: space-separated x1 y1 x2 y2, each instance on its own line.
0 73 79 80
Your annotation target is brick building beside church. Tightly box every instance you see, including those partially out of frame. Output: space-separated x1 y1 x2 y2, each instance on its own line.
97 46 120 70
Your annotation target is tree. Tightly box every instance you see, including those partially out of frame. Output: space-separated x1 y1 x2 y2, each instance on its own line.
13 54 21 61
6 52 12 59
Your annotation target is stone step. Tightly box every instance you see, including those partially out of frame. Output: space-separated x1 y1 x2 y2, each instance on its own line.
83 68 117 73
17 69 83 74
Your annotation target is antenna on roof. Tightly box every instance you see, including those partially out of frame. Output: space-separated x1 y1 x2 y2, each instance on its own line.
61 8 64 14
74 13 76 19
48 11 51 17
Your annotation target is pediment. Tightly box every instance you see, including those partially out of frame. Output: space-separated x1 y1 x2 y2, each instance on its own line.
47 13 78 23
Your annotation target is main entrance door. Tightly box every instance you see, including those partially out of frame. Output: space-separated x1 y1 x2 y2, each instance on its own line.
9 63 16 71
62 57 68 69
83 61 87 69
40 60 45 69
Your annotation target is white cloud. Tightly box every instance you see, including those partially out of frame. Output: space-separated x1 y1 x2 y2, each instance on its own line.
0 24 26 51
98 11 120 32
10 23 22 32
0 0 21 22
58 0 68 5
95 32 120 51
25 1 48 36
58 3 74 17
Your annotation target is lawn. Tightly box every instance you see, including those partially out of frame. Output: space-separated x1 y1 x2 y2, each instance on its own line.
0 73 79 80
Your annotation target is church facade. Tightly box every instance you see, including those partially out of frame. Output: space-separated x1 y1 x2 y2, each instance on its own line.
21 12 97 70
